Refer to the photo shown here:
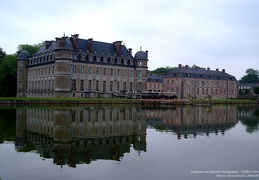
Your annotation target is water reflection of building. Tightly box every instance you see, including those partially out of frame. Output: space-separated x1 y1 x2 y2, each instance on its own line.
146 106 238 139
16 107 146 167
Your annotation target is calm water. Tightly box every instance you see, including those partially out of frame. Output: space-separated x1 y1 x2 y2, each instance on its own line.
0 105 259 180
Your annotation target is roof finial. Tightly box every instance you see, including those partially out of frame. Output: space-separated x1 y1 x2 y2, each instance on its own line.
63 32 65 37
140 46 142 51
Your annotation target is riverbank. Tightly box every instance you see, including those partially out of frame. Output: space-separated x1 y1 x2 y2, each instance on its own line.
0 97 258 106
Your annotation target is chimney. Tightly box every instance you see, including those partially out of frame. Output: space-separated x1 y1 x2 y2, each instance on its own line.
216 68 219 71
113 41 122 57
45 40 51 50
128 48 132 55
185 65 188 68
72 34 79 50
55 37 65 48
222 69 225 73
207 67 210 70
88 38 93 52
178 64 182 68
145 50 148 58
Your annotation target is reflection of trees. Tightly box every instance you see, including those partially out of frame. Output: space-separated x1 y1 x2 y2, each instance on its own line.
239 118 259 134
0 109 16 142
239 107 259 134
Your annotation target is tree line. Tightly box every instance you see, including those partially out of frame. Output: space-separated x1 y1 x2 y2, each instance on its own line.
0 44 259 97
0 44 40 97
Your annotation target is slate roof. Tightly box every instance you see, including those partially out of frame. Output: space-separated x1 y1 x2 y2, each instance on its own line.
35 36 133 58
165 67 237 81
17 51 31 60
147 73 164 83
134 50 148 59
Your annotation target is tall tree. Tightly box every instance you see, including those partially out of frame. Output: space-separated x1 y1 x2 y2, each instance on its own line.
0 47 6 59
240 68 259 83
0 54 17 97
17 43 41 56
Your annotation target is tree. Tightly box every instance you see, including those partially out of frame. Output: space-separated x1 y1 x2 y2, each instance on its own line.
17 43 41 56
0 54 17 97
149 66 176 75
0 47 6 59
254 86 259 99
240 68 259 83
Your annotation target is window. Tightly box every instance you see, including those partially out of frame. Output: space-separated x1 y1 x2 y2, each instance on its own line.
96 67 99 75
72 65 76 73
81 66 84 73
123 82 126 91
117 82 120 91
130 70 133 77
89 67 92 74
117 69 120 76
138 70 142 78
103 68 106 75
130 82 133 92
103 81 106 92
88 80 92 90
110 81 113 91
80 80 84 91
176 79 178 85
72 79 76 91
110 68 113 76
138 82 142 91
19 70 23 77
96 80 99 91
124 70 126 77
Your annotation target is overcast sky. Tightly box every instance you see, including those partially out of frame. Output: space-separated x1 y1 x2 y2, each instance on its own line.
1 0 259 80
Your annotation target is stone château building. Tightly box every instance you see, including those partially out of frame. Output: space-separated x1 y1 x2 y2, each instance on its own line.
163 64 238 99
17 34 148 98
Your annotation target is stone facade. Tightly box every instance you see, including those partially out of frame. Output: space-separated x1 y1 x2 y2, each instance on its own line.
17 34 148 98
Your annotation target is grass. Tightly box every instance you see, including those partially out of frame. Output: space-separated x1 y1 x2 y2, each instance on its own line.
0 97 138 101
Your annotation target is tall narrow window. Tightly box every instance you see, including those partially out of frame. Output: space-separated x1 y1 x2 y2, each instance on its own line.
80 80 84 91
103 81 106 92
123 82 126 91
96 67 99 75
72 79 76 91
103 68 106 75
81 66 84 73
96 80 99 91
88 80 92 90
72 65 76 73
110 81 113 91
117 82 120 91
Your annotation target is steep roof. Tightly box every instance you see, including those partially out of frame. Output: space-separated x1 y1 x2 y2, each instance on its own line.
147 73 164 83
165 67 237 81
35 35 133 58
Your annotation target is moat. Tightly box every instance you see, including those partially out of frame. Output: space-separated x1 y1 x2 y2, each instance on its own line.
0 105 259 180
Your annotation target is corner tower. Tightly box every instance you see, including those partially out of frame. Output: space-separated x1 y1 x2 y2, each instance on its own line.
17 51 30 97
134 49 148 94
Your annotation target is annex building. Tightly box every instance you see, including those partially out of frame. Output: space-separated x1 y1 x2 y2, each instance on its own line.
163 64 238 99
17 34 148 98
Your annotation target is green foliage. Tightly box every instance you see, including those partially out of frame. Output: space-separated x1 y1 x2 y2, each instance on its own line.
240 68 259 83
0 54 17 97
149 66 176 75
17 43 41 56
254 87 259 95
0 47 6 59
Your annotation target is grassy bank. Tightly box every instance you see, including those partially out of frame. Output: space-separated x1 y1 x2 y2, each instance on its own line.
0 97 257 106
